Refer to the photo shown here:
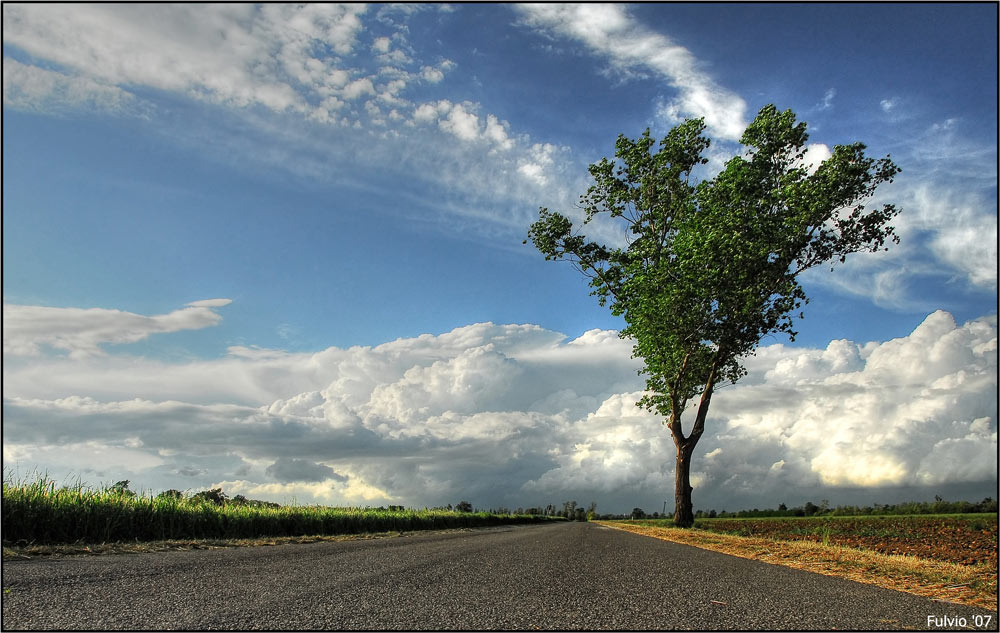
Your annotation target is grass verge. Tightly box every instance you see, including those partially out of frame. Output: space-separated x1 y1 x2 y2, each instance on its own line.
595 521 998 612
2 476 559 545
1 527 488 560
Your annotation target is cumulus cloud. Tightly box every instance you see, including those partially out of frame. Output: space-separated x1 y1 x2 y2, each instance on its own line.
525 311 996 510
342 78 376 101
3 307 995 511
420 65 445 83
2 300 231 359
410 99 517 153
723 312 995 488
515 3 747 140
438 101 482 142
2 320 640 506
372 36 392 54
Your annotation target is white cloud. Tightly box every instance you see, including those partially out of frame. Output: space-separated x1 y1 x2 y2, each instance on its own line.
518 143 559 186
0 4 427 120
2 300 231 359
438 101 481 142
2 319 641 506
412 101 441 123
794 143 832 175
5 4 994 314
484 114 515 151
516 4 747 140
2 57 138 114
904 184 998 289
411 100 519 153
531 313 996 508
187 298 233 308
3 4 316 113
216 475 394 504
420 66 444 83
342 78 376 101
819 88 835 110
799 119 997 304
3 305 995 510
511 3 991 311
2 4 586 246
713 311 997 488
810 173 998 303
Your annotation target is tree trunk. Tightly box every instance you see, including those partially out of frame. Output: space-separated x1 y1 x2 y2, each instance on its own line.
667 348 722 528
673 440 696 527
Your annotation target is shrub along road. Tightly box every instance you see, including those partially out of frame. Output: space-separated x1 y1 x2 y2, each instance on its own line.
2 522 995 630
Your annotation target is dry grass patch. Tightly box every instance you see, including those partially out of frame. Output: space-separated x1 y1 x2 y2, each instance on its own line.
596 521 997 612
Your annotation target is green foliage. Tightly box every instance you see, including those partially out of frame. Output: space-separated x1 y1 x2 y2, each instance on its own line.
528 105 900 527
111 480 136 497
191 488 228 506
1 476 562 546
547 500 595 521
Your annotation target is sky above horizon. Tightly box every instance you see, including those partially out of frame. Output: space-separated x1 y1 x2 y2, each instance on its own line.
3 3 997 513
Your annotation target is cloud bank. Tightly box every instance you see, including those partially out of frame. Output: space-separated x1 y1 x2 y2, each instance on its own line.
2 300 231 359
3 302 995 512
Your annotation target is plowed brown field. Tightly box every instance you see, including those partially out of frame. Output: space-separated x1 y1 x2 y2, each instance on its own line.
697 515 997 567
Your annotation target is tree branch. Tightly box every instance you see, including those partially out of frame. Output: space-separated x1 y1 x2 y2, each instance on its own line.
689 346 725 444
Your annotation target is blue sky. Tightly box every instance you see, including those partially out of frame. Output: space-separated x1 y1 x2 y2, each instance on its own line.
3 4 997 513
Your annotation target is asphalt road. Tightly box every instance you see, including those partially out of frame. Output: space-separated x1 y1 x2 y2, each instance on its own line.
2 522 996 630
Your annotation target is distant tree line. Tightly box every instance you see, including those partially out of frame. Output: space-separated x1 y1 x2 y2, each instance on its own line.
691 496 999 519
149 485 281 508
574 496 999 521
430 500 598 521
119 483 1000 520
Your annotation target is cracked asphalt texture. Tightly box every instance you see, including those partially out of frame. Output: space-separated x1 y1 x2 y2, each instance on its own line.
2 521 996 630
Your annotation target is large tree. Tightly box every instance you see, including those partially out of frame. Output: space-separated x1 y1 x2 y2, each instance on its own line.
527 105 900 527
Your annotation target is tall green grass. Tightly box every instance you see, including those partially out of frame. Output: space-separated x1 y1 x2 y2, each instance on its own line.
1 476 560 546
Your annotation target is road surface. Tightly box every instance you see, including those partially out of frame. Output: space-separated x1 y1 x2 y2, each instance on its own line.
2 522 996 630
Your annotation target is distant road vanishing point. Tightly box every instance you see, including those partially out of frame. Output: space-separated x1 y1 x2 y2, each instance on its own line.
2 522 995 630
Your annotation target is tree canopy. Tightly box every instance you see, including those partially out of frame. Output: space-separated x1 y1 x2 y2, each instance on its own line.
527 105 900 527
